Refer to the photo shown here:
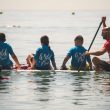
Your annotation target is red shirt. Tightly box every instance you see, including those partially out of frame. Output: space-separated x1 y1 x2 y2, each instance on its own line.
103 39 110 62
104 40 110 52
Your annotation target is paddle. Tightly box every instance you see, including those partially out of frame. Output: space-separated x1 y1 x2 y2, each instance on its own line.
78 21 103 72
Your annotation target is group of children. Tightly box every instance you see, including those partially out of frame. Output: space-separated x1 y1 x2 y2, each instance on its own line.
1 17 110 71
0 33 92 71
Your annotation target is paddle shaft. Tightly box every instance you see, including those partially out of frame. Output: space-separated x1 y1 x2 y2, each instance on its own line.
78 21 103 72
88 21 102 51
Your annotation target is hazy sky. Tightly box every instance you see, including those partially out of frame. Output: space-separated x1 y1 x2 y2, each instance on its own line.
0 0 110 10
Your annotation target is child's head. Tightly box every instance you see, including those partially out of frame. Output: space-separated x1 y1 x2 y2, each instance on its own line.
74 35 83 46
0 33 6 42
40 35 49 45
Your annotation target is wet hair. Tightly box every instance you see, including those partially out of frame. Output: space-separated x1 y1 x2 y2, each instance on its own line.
74 35 83 41
40 35 49 45
0 33 6 42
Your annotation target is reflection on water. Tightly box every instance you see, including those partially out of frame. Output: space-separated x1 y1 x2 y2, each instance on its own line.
33 72 55 103
0 71 110 110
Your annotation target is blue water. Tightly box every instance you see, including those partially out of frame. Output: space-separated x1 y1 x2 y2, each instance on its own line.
0 10 110 110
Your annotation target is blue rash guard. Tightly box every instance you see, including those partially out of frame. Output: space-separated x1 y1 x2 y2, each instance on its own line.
34 45 55 70
67 46 91 70
0 42 14 69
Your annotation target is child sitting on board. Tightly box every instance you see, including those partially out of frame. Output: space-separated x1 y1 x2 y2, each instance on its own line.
0 33 21 70
26 35 57 70
61 35 92 71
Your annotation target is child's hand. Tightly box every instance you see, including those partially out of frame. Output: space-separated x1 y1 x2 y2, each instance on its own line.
27 66 34 70
60 65 67 70
15 64 21 70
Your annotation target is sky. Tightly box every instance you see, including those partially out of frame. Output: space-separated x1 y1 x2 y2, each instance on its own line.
0 0 110 10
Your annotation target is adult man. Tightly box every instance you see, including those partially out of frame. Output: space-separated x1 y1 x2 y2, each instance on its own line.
86 17 110 71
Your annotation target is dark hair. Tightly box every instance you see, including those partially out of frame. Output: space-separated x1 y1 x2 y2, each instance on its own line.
40 35 49 45
102 27 110 39
74 35 83 41
0 33 6 42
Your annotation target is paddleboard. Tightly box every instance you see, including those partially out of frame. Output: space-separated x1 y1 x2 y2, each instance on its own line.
0 69 94 73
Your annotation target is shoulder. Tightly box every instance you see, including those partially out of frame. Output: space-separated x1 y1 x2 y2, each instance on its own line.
4 43 13 49
36 47 42 52
49 47 54 51
2 43 14 54
45 46 54 53
50 49 54 55
69 46 76 50
3 42 11 46
104 40 110 46
81 46 87 51
69 46 87 53
68 47 76 53
69 46 83 51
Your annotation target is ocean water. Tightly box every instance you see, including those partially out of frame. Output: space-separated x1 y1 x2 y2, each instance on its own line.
0 10 110 110
0 10 110 66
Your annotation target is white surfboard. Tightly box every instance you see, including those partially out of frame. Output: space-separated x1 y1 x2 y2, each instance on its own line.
0 69 95 73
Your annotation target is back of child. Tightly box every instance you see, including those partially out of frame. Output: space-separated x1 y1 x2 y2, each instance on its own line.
27 35 57 70
0 33 20 69
61 35 92 70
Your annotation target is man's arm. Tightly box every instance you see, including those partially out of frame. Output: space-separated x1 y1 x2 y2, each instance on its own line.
86 47 107 56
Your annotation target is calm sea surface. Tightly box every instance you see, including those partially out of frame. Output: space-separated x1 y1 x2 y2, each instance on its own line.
0 10 110 110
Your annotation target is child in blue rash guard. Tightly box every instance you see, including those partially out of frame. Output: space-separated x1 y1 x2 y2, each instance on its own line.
0 33 21 69
61 35 92 70
27 35 57 70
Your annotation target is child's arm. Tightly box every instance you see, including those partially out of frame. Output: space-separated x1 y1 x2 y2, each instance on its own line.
29 58 36 69
60 55 70 69
51 60 57 70
11 53 21 69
